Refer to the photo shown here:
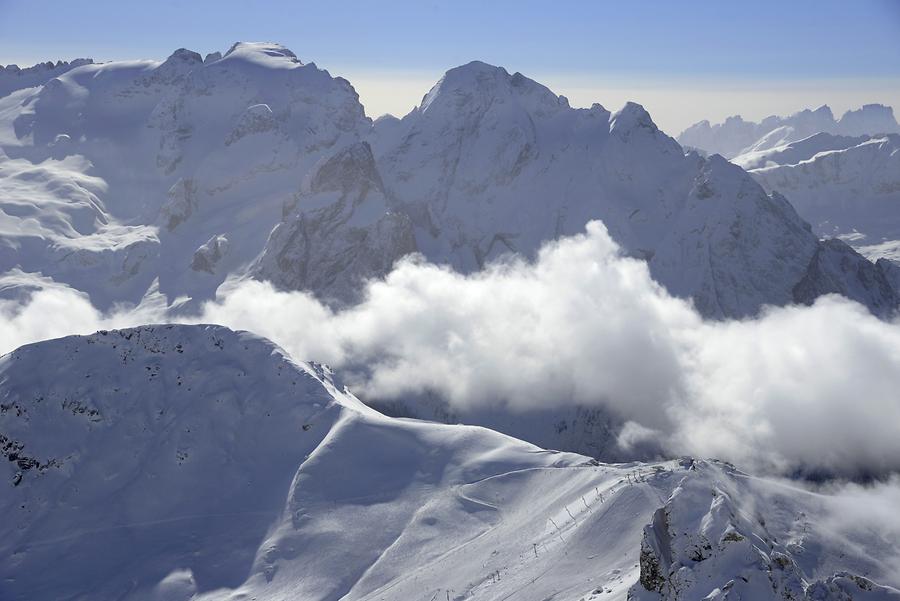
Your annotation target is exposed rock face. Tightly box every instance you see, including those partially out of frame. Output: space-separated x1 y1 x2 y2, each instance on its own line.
793 238 898 316
629 460 900 601
252 142 417 303
839 104 900 136
877 257 900 291
191 234 229 273
159 177 198 231
638 508 671 593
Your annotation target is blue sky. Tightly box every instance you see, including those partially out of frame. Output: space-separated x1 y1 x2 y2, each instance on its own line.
2 0 899 132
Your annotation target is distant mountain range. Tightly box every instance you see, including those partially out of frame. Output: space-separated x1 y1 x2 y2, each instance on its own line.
678 103 900 159
736 133 900 263
679 103 900 282
1 43 896 319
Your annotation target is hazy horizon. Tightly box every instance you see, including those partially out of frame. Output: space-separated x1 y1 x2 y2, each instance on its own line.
3 0 899 134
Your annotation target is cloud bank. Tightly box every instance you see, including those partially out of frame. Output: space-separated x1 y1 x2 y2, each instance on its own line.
3 222 900 478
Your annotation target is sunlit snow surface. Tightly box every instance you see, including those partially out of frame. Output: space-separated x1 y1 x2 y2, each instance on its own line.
1 325 899 600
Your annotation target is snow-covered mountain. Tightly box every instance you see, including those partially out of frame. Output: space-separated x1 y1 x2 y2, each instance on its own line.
1 45 897 318
2 324 898 601
0 43 369 308
262 61 897 317
678 104 900 159
735 133 900 264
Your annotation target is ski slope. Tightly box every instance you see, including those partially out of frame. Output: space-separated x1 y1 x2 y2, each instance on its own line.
1 325 898 601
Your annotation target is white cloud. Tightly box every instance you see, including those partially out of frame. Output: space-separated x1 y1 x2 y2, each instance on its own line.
3 222 900 478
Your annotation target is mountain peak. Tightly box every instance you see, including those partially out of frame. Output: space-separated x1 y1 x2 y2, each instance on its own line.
420 60 561 114
222 41 302 65
860 102 892 111
163 48 203 65
838 103 899 136
447 59 509 78
610 101 659 136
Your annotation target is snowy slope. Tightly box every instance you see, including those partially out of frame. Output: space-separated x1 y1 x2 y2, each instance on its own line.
0 324 582 600
1 325 898 601
737 134 900 264
678 104 900 159
732 132 871 171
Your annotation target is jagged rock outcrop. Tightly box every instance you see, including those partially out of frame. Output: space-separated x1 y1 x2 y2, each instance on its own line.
793 238 898 316
252 141 417 302
191 234 229 273
629 461 900 600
